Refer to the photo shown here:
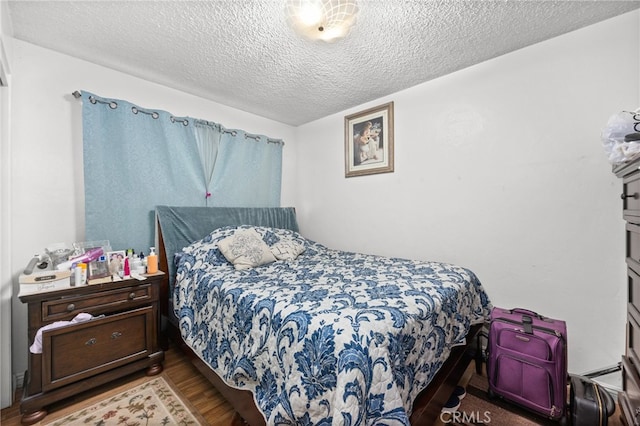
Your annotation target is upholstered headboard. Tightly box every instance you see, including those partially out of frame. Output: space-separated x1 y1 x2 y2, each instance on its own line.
155 205 299 282
155 206 299 333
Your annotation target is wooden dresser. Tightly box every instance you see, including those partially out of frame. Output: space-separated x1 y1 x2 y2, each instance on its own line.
616 159 640 425
18 273 165 425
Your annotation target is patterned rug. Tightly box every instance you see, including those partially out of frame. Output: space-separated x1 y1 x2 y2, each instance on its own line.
43 375 203 426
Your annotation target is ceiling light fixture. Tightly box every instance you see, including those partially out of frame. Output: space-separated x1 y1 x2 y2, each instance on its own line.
285 0 359 42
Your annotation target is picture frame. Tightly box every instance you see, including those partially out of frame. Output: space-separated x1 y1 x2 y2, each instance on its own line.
71 240 112 282
87 253 110 281
107 250 126 278
345 101 394 178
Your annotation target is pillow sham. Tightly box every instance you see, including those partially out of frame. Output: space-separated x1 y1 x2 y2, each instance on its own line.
217 228 276 270
270 239 305 261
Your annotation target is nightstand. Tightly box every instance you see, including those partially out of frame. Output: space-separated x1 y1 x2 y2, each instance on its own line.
18 273 165 425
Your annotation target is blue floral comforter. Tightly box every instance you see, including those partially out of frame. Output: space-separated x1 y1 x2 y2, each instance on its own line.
174 226 491 425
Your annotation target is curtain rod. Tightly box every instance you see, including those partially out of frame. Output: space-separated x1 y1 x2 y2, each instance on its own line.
72 90 284 145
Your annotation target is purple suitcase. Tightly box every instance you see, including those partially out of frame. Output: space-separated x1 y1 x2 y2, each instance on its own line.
487 307 568 422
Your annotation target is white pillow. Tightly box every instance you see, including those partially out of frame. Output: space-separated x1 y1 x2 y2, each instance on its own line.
270 240 305 261
217 228 276 270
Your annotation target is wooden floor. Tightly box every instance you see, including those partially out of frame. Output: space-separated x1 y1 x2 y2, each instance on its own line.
0 342 238 425
0 343 625 425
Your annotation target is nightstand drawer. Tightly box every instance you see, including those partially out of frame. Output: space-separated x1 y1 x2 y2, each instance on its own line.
629 310 640 369
630 268 640 320
41 306 154 391
42 284 152 322
628 224 640 272
624 170 640 221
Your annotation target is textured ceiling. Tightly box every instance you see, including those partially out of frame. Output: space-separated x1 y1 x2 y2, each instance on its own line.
7 0 640 126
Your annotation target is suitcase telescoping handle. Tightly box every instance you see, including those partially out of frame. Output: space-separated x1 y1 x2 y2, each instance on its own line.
508 308 545 320
507 308 543 334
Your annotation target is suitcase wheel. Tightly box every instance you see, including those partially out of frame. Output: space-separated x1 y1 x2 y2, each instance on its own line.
487 388 496 400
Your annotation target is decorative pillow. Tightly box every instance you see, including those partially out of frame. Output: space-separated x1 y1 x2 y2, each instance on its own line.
217 228 276 270
270 239 305 261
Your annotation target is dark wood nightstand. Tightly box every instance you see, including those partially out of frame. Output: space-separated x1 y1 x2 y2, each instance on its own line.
615 159 640 426
18 273 165 425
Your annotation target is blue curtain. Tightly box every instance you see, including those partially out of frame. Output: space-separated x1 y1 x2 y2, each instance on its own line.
82 91 283 253
209 129 283 207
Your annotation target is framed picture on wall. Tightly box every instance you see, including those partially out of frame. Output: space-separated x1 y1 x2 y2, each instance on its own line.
345 101 394 178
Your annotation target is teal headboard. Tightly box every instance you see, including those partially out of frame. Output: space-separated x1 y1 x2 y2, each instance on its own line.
155 205 299 282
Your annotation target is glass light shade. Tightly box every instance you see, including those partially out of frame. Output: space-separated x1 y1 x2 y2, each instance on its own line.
286 0 359 42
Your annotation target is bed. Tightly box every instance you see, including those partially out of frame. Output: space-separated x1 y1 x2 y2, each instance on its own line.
155 205 492 425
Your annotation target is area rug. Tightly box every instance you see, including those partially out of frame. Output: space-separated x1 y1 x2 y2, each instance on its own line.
43 375 203 426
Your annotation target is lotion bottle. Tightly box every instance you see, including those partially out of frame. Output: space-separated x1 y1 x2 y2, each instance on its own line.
147 247 158 274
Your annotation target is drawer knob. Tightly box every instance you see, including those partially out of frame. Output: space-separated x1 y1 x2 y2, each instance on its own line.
111 331 122 339
621 193 639 200
66 303 75 312
85 338 97 346
129 292 136 300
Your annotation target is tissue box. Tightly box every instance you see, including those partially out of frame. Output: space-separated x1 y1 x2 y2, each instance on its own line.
19 270 72 296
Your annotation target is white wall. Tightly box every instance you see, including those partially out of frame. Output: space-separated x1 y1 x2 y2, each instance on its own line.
8 39 297 389
294 11 639 374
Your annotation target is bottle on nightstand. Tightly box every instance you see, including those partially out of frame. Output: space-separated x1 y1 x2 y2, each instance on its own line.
147 247 158 274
